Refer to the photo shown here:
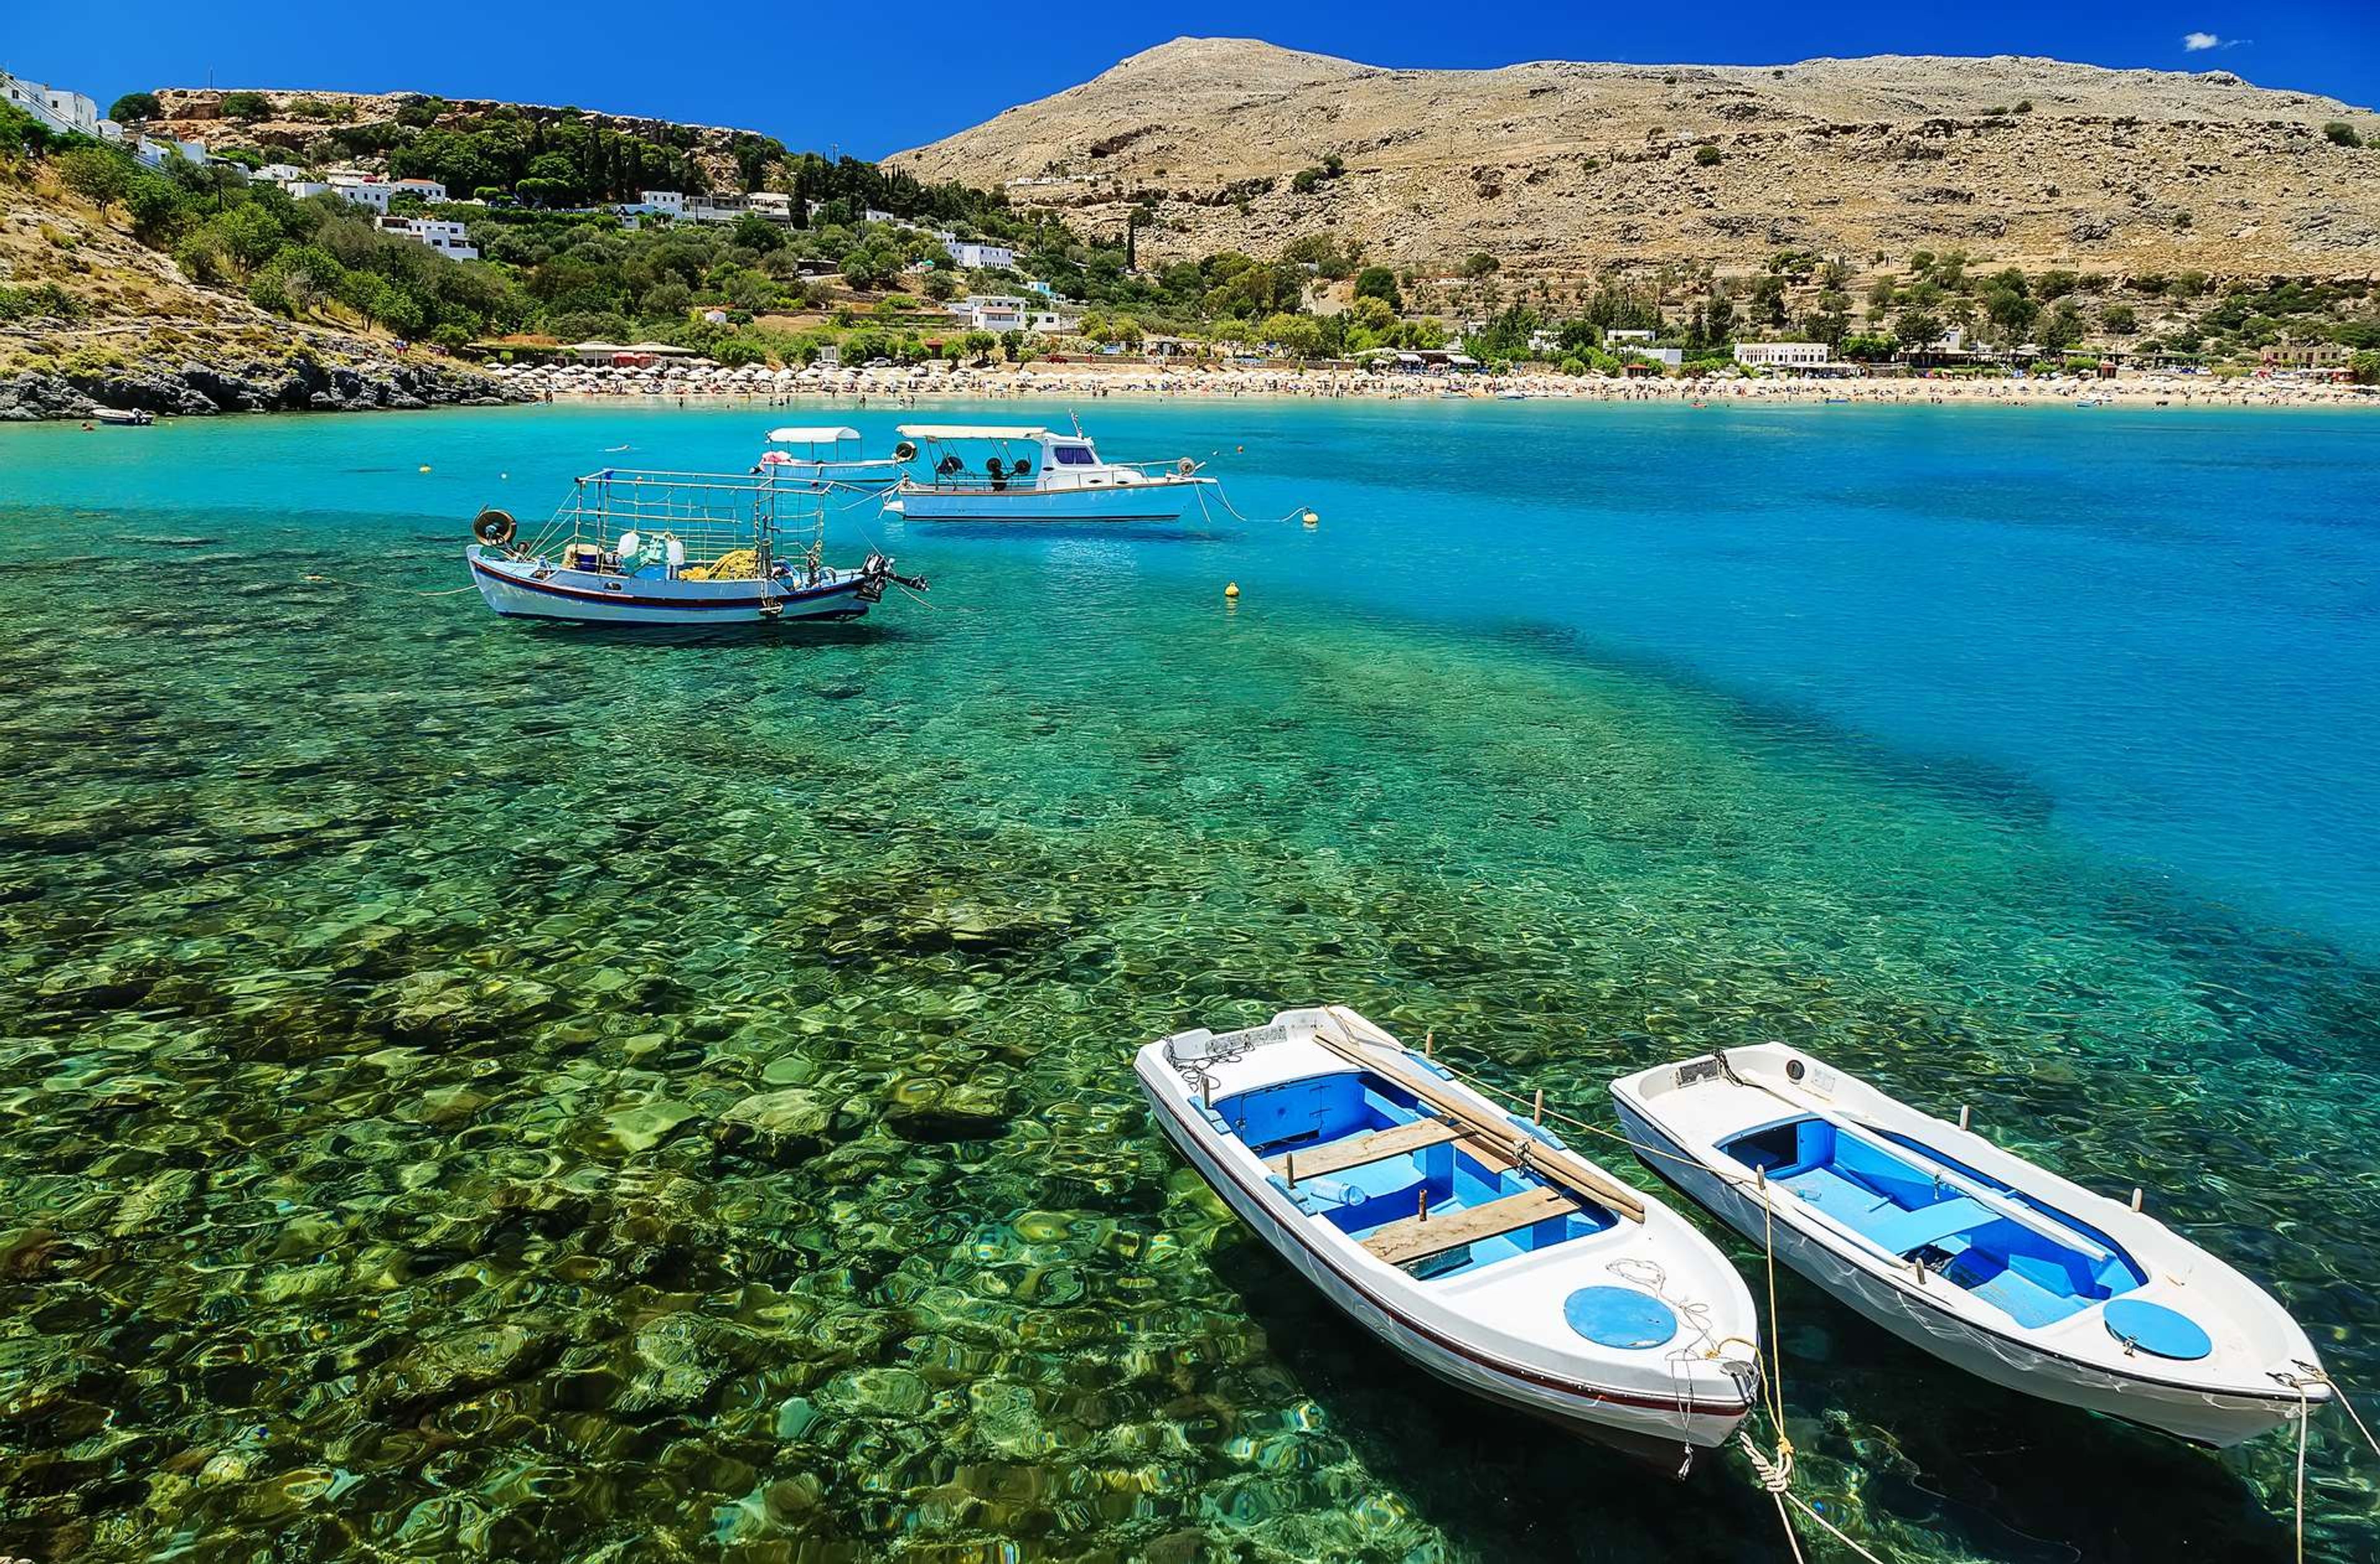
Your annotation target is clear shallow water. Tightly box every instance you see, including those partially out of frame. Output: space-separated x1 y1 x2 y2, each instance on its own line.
1 401 2377 1562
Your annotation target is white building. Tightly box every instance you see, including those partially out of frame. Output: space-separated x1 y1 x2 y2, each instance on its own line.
952 294 1026 332
945 238 1016 271
1 71 108 138
377 215 478 260
133 134 210 169
678 190 793 225
635 190 685 217
1618 346 1684 368
1027 309 1079 335
1603 328 1657 346
327 177 392 213
390 177 449 204
253 162 305 183
1734 341 1828 370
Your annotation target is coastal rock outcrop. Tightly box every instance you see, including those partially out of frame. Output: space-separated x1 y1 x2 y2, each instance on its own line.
0 356 533 423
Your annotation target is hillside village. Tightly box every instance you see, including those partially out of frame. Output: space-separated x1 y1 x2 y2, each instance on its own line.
4 50 2379 420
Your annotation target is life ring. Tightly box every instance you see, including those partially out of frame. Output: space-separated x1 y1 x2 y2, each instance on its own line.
1010 457 1031 476
985 456 1005 478
892 439 918 462
1176 457 1196 476
935 453 963 477
472 507 516 546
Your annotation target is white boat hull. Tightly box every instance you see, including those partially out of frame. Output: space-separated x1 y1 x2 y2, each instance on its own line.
465 546 879 626
762 457 904 491
1612 1062 2325 1449
888 475 1212 523
1136 1011 1759 1463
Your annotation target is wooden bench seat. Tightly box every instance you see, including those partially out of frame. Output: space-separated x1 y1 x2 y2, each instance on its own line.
1360 1187 1580 1267
1267 1118 1460 1181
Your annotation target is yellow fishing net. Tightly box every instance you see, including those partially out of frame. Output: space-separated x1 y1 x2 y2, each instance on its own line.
682 548 759 581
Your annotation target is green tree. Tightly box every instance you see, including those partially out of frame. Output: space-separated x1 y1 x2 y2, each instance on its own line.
1894 307 1944 348
2038 300 2087 354
2100 303 2138 335
2350 349 2380 385
732 213 785 252
1353 265 1401 311
56 147 132 213
1750 274 1787 327
219 91 273 122
108 91 160 123
1460 252 1500 279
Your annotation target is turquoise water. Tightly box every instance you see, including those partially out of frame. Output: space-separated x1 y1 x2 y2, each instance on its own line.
2 401 2377 1562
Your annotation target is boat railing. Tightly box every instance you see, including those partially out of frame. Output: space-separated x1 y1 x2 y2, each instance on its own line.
526 468 829 568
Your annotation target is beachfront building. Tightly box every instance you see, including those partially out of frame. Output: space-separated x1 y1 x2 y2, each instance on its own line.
1603 328 1657 347
1734 342 1828 371
1618 346 1685 368
2260 341 2351 371
945 238 1017 271
377 215 478 260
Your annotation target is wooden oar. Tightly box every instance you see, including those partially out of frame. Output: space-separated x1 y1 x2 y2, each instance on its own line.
1313 1009 1647 1223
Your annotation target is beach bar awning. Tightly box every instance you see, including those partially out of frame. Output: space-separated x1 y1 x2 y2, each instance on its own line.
765 426 862 443
895 424 1051 441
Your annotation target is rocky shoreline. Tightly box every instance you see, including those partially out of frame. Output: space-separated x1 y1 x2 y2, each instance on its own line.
0 355 533 423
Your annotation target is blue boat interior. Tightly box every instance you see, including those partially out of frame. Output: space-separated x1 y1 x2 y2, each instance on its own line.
1206 1068 1616 1280
1721 1115 2146 1329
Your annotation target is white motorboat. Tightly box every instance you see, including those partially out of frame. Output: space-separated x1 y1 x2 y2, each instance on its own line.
883 424 1215 523
756 426 904 490
464 467 922 627
1137 1006 1761 1465
1610 1044 2331 1448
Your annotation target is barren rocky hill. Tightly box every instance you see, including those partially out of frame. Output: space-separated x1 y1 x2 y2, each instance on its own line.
893 37 2380 280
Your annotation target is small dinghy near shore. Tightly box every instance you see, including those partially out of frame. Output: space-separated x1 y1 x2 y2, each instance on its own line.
1137 1006 1761 1466
1612 1045 2332 1448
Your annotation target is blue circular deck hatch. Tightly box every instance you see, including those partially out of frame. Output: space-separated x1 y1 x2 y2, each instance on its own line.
2104 1299 2213 1361
1562 1286 1677 1350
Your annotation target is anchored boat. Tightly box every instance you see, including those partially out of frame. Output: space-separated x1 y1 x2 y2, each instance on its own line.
756 426 904 490
1611 1045 2331 1448
464 467 922 626
883 423 1215 523
1138 1006 1761 1465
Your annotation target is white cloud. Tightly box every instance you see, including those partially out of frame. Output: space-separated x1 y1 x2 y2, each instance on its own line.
2182 32 2223 51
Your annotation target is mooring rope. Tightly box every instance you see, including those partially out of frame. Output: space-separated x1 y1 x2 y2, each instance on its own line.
1191 480 1317 529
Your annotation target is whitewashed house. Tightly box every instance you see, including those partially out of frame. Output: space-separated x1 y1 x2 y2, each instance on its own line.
390 177 450 204
953 295 1027 332
945 238 1016 271
376 214 477 260
1 71 106 138
327 177 392 213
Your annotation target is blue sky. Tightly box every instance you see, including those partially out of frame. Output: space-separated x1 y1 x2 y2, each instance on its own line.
4 4 2372 159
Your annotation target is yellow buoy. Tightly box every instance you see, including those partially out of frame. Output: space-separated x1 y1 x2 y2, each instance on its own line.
418 464 432 473
1224 582 1240 600
1302 511 1319 527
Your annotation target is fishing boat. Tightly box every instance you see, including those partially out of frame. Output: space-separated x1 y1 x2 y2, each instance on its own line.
881 423 1215 523
464 467 922 626
1137 1006 1761 1465
756 426 904 490
1610 1045 2331 1448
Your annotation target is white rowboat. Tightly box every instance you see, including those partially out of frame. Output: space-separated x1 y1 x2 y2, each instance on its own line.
1611 1044 2331 1448
1137 1006 1761 1465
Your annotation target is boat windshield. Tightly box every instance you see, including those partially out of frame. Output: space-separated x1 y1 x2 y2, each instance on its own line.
1721 1115 2146 1327
1051 444 1097 465
1209 1070 1616 1279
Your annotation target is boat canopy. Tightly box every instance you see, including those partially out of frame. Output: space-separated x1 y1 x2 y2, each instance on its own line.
895 424 1052 441
765 426 862 443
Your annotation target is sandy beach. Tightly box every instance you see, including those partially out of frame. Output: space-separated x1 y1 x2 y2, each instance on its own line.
490 359 2380 411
